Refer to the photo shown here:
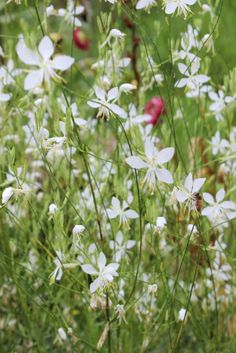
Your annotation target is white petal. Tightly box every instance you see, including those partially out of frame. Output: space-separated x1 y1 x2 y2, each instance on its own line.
38 36 54 61
125 156 147 169
156 168 173 184
191 60 200 75
186 0 197 4
145 138 155 159
221 201 236 210
24 69 44 90
176 190 188 203
157 147 174 164
2 187 14 204
109 103 127 118
165 2 177 14
112 197 120 209
16 39 40 66
203 192 214 205
90 278 102 293
178 63 188 75
0 93 12 102
194 75 210 84
106 208 118 219
116 231 123 244
175 78 188 88
184 173 193 192
107 87 119 101
126 240 136 249
201 206 213 216
81 264 97 275
216 189 225 202
95 87 106 100
87 100 101 108
51 55 74 71
192 178 205 193
98 252 106 269
125 209 139 219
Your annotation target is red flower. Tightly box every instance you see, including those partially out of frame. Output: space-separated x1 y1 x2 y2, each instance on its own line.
73 28 90 51
144 97 165 125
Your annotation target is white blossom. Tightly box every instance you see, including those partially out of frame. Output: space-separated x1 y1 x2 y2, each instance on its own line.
16 35 74 90
81 252 119 293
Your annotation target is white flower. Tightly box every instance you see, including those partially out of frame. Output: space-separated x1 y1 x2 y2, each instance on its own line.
72 225 85 235
210 131 229 155
16 35 74 90
57 0 84 27
156 216 167 231
178 308 187 321
126 138 174 191
59 99 87 127
2 187 14 204
57 327 67 341
109 231 136 261
106 197 139 227
49 203 58 215
175 59 209 89
81 252 119 293
164 0 197 17
49 250 78 284
202 189 236 224
208 90 234 121
136 0 157 11
100 29 125 48
176 173 205 211
87 86 127 119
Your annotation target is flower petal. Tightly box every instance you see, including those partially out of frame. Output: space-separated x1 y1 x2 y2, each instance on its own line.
156 168 173 184
125 156 147 169
81 264 97 275
24 69 44 90
51 55 74 71
157 147 174 164
16 39 40 66
38 36 54 61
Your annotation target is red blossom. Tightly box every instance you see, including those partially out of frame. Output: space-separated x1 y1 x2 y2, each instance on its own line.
144 96 166 125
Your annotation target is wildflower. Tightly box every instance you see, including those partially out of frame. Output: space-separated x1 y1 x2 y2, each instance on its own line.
164 0 197 17
72 225 85 235
178 308 187 321
210 131 229 155
208 90 234 121
176 173 205 211
126 138 174 191
175 59 210 89
156 216 167 231
49 250 78 284
2 187 14 204
100 29 125 48
109 231 136 261
57 0 84 27
48 203 58 216
87 86 127 119
81 252 119 293
144 97 165 125
16 35 74 90
106 197 139 227
136 0 157 11
57 327 67 341
73 28 90 50
202 189 236 224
